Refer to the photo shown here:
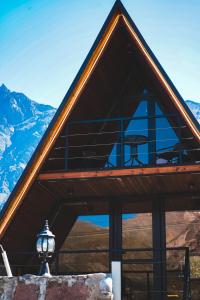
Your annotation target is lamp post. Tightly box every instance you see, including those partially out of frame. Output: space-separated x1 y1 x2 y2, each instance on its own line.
36 220 55 276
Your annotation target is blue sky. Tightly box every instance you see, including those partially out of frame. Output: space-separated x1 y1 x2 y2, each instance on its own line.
79 214 134 227
0 0 200 107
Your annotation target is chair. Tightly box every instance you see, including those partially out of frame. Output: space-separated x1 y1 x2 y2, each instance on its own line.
156 143 189 164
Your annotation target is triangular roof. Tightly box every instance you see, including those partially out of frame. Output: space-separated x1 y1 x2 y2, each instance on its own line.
0 0 199 241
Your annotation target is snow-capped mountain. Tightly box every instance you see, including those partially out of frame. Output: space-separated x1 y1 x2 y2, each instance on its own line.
0 84 56 209
186 100 200 123
0 84 199 210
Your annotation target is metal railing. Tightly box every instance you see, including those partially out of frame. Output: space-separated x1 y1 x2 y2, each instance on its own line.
0 247 192 299
46 115 199 171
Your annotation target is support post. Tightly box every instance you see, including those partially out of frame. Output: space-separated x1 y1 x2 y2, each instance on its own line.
0 245 12 277
147 98 156 164
110 203 122 300
111 261 121 300
152 198 167 300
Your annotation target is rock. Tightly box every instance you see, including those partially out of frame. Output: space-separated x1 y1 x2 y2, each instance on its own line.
0 274 113 300
99 277 112 297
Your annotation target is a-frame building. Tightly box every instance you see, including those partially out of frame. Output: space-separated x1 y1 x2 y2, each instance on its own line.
0 1 199 299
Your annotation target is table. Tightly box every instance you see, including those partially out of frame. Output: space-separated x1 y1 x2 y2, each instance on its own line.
123 134 148 166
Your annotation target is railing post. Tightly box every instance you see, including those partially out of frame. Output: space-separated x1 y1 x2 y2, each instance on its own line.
177 116 183 164
64 125 69 170
152 198 167 300
109 202 122 299
117 119 124 167
147 271 151 300
147 98 156 165
111 261 121 300
182 247 191 300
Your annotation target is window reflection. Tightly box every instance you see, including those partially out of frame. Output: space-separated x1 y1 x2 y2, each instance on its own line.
107 98 185 168
58 215 109 274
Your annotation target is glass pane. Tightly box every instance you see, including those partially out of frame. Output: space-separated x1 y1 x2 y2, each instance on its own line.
68 120 119 170
65 215 109 250
42 238 48 252
57 214 109 274
122 213 152 249
122 271 153 300
36 237 42 252
122 212 153 299
166 211 200 297
48 237 55 252
156 103 180 165
133 100 147 117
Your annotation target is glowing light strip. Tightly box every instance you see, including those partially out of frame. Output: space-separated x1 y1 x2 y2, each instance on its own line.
122 15 200 142
0 14 121 237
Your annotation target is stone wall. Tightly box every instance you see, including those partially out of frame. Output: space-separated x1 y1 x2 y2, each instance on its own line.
0 273 113 300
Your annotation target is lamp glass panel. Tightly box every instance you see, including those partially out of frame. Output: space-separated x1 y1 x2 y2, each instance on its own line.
36 237 43 252
42 237 48 252
48 237 55 253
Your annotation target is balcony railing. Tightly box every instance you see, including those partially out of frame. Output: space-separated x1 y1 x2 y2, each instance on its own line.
47 114 199 172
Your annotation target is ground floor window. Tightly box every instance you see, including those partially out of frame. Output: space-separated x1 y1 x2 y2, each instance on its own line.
57 214 109 274
50 200 199 300
122 212 153 300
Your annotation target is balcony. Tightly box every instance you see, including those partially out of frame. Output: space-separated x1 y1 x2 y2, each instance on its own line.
43 113 199 173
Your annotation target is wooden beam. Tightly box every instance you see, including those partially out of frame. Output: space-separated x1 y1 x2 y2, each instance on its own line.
38 164 200 181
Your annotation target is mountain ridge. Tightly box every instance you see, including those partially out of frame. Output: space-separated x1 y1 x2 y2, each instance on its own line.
0 84 56 207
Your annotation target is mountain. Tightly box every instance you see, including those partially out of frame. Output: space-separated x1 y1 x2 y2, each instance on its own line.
0 84 56 209
0 84 199 210
186 100 200 123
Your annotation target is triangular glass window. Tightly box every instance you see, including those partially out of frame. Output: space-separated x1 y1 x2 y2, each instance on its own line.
106 93 183 168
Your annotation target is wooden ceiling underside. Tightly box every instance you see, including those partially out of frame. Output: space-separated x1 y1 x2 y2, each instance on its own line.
39 173 200 198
